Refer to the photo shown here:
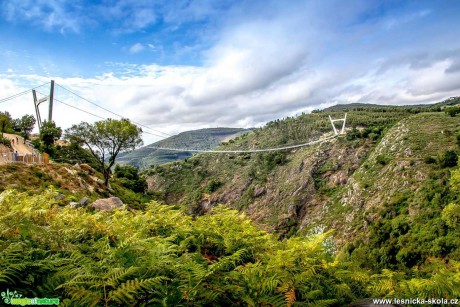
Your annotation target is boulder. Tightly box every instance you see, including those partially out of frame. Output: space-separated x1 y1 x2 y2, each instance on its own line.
79 197 89 206
69 202 79 209
91 197 123 211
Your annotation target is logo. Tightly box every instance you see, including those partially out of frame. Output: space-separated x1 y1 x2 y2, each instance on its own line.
1 289 59 306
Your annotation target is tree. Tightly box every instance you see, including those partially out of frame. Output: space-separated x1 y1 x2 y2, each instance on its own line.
114 164 147 193
11 118 21 133
64 118 143 187
18 115 36 144
0 111 12 138
40 121 62 149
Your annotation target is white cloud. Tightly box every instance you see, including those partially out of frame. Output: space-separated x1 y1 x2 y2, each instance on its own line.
1 1 460 146
128 43 145 54
1 0 83 33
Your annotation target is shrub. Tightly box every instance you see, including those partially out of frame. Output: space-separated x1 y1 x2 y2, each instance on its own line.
445 106 460 117
440 150 458 168
442 203 460 228
376 154 391 166
205 179 222 193
0 136 11 147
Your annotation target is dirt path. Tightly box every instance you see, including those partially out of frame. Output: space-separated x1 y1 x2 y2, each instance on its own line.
3 133 35 155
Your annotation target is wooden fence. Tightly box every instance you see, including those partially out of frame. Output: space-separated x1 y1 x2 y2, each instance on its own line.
0 152 46 164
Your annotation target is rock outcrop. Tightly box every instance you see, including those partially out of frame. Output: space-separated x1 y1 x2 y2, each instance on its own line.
91 197 123 211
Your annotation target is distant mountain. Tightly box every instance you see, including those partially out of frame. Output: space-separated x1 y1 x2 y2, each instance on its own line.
118 127 253 169
322 96 460 112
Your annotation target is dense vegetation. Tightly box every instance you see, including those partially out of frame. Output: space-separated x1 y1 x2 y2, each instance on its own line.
1 189 459 306
144 98 460 304
147 103 451 217
0 111 36 143
2 98 460 305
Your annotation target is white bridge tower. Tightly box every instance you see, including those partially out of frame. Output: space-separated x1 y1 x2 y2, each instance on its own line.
328 113 347 135
32 80 54 133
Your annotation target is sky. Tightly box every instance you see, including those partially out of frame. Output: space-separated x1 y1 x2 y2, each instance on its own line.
1 0 460 144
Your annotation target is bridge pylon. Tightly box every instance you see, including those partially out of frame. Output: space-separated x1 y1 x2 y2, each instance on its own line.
328 113 347 135
32 80 54 132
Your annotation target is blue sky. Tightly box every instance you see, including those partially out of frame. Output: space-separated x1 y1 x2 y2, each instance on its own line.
1 0 460 144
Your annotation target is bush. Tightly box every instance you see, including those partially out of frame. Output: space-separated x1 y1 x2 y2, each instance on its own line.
205 179 222 193
0 136 11 147
445 106 460 117
114 164 147 193
376 154 391 166
442 203 460 228
440 150 458 168
346 127 361 140
423 156 437 164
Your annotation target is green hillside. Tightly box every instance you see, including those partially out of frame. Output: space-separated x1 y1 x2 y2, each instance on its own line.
118 127 252 169
146 98 460 268
2 98 460 305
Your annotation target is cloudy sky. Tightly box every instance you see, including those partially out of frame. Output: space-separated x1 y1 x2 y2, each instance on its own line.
1 0 460 144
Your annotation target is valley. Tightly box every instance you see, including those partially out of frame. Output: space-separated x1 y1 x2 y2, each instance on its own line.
1 99 460 305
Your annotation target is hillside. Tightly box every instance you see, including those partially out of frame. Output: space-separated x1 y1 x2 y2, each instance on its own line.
146 99 460 270
118 127 252 169
1 99 460 305
0 162 149 209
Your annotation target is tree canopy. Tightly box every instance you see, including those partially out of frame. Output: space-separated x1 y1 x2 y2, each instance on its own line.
0 111 12 138
64 118 143 186
40 121 62 149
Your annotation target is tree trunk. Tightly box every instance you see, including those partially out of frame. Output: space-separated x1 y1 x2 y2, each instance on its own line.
103 169 110 187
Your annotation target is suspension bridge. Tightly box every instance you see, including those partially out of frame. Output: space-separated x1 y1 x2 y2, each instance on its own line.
0 80 347 155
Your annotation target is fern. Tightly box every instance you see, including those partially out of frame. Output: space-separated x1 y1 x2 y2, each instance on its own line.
109 276 166 304
3 188 459 305
285 287 296 307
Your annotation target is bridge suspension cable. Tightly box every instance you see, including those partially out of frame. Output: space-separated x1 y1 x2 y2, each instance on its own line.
55 83 173 137
0 82 50 104
34 90 168 138
149 134 339 153
149 114 347 153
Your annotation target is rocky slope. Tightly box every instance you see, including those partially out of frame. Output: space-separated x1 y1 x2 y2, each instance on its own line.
146 102 459 242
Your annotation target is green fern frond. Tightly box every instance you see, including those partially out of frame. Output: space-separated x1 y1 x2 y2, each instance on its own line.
261 275 280 294
106 267 140 287
309 298 338 307
304 289 323 300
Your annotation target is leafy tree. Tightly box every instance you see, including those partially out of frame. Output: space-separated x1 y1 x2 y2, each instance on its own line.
64 118 143 187
40 121 62 148
114 164 147 193
17 115 36 144
11 118 21 133
0 111 12 138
